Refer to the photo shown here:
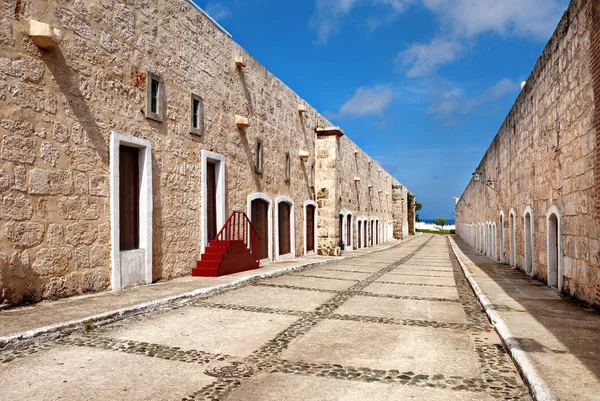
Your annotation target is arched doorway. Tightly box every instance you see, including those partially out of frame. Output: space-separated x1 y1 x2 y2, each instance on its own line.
364 220 368 248
304 201 317 255
357 220 362 248
509 209 516 268
346 213 353 249
276 196 295 260
524 206 534 275
499 211 505 263
248 193 272 262
547 206 562 290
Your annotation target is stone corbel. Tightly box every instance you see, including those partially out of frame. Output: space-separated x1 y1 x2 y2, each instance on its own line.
28 19 63 49
235 115 249 129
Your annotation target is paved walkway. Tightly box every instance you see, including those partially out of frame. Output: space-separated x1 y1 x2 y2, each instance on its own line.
0 241 400 342
451 236 600 401
0 235 529 401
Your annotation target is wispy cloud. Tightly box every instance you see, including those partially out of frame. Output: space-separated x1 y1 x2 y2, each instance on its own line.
397 39 462 78
309 0 413 44
427 77 520 119
204 2 231 21
338 85 395 117
399 0 567 77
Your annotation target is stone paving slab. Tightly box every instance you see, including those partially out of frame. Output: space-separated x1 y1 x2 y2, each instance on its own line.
0 346 215 401
225 373 497 401
207 286 334 312
376 273 456 286
334 295 468 324
281 320 481 376
362 282 460 300
294 269 371 281
312 264 384 273
387 270 455 277
103 307 298 358
259 275 355 291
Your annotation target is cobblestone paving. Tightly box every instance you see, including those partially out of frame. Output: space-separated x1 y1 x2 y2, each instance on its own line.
0 235 531 401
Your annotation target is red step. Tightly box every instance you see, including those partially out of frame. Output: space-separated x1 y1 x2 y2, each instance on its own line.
193 240 259 277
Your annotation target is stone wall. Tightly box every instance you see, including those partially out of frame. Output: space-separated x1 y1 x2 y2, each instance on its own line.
0 0 411 305
456 0 599 305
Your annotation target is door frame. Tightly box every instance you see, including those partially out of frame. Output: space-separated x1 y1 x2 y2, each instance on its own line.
303 200 317 256
247 192 273 262
201 150 226 253
275 196 295 261
109 131 153 291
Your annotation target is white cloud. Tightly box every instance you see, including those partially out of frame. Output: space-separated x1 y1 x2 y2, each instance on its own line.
399 0 567 77
398 39 462 78
338 86 395 117
204 2 231 21
422 0 567 40
427 78 520 119
310 0 413 44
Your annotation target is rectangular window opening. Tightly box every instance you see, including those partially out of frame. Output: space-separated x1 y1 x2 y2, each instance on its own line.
190 94 203 135
285 152 290 182
146 72 164 122
255 139 263 174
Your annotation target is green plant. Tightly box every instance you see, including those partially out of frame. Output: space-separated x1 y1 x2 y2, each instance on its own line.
435 217 446 229
61 329 72 338
84 321 95 332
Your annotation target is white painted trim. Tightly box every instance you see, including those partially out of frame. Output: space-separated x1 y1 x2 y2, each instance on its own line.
523 206 535 276
546 205 563 291
275 196 295 261
247 193 273 262
201 150 226 254
303 200 317 256
509 208 517 268
109 131 153 291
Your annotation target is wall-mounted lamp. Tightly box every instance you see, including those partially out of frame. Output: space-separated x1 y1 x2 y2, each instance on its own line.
472 169 498 192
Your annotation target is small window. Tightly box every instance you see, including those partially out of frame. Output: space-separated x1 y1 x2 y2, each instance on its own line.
146 72 164 122
284 152 290 182
190 94 203 135
310 164 315 187
255 139 263 174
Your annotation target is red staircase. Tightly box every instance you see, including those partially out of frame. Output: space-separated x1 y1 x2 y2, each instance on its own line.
192 211 261 277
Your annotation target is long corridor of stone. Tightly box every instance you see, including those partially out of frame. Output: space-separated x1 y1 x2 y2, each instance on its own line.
0 235 530 400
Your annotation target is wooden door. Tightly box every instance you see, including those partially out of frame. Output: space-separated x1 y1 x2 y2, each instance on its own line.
346 215 351 247
206 162 217 241
358 221 362 248
251 199 269 260
306 205 315 252
278 202 291 255
119 146 139 250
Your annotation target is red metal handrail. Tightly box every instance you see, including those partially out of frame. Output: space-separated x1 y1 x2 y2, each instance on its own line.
215 211 260 262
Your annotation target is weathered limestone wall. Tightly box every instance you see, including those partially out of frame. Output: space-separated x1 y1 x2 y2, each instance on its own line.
392 184 408 239
456 0 599 305
0 0 411 305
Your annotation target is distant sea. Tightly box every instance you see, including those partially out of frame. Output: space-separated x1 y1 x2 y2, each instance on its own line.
420 218 455 225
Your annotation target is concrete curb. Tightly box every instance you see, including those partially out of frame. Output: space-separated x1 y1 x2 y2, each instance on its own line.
0 237 416 350
448 237 555 401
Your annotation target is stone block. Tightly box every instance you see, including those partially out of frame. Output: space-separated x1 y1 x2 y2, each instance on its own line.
0 193 33 220
71 147 99 172
89 174 109 197
52 121 68 143
1 120 34 137
9 251 30 279
29 168 73 195
1 135 36 164
5 221 45 248
41 272 79 300
0 170 9 192
47 223 64 246
82 268 108 292
74 247 90 270
14 166 26 191
90 243 109 267
32 247 73 276
65 222 98 246
39 141 60 167
58 196 100 220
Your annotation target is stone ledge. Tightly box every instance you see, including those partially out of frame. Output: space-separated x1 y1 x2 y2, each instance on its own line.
316 126 345 137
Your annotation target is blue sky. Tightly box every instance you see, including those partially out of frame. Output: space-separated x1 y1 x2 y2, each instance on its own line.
194 0 569 221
